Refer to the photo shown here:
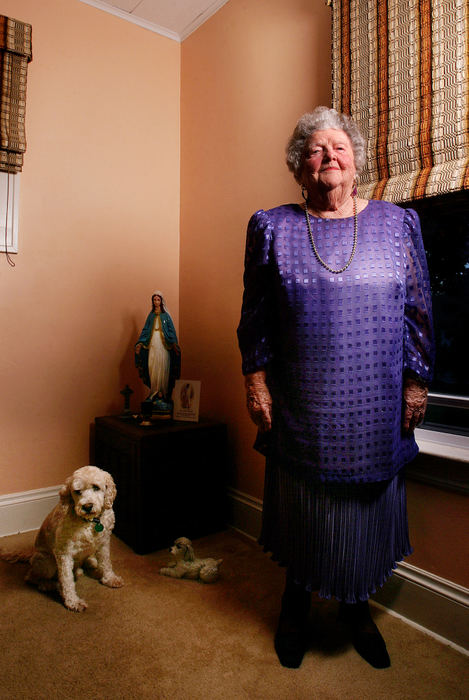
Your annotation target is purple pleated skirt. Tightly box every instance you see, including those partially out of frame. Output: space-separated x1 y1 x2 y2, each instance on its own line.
259 460 412 603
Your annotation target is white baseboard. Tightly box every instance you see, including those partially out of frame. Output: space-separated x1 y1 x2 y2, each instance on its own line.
228 487 469 654
0 486 60 537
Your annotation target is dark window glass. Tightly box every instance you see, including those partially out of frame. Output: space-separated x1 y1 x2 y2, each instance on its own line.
399 191 469 435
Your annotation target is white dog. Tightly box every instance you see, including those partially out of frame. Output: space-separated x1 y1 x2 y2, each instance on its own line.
2 466 124 611
159 537 222 583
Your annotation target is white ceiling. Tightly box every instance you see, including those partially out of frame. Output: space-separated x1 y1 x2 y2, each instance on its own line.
79 0 231 41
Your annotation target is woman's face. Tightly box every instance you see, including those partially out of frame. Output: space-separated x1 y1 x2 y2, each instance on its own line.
152 295 162 310
301 128 356 196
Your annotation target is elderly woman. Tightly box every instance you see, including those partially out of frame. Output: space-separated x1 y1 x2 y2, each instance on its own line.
237 107 434 669
135 291 181 406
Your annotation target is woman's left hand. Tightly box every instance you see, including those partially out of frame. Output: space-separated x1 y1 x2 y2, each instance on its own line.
244 370 272 432
403 376 429 432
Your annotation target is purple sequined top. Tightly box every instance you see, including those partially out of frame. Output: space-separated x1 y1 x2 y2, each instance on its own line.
237 200 434 483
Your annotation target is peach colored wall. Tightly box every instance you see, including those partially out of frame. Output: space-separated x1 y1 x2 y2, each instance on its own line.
407 477 469 588
180 0 332 500
0 0 180 493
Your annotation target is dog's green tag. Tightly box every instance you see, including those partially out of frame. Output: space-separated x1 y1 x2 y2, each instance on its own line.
93 519 104 532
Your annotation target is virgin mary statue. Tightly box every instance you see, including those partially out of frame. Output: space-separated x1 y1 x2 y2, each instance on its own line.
135 291 181 408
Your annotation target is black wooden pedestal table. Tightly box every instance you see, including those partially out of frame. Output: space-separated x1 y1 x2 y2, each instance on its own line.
94 416 228 554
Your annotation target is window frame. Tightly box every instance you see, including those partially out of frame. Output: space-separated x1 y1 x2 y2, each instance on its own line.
0 171 20 255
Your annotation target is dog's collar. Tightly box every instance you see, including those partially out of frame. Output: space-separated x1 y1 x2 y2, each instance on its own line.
92 517 104 533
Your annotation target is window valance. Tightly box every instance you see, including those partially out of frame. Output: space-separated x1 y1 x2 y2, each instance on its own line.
0 15 32 173
331 0 469 203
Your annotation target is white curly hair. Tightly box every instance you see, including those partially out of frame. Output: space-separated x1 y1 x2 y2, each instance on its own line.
286 106 366 183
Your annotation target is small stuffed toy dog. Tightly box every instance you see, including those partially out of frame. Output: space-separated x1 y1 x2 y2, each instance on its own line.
159 537 222 583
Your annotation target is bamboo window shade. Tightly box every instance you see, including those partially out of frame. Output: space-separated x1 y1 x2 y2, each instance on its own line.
0 15 32 173
331 0 469 203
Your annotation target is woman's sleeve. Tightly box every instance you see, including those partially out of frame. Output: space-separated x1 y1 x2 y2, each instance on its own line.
402 208 435 384
237 210 274 375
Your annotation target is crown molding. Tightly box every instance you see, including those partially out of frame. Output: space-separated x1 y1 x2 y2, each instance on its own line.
77 0 231 42
179 0 230 41
77 0 181 42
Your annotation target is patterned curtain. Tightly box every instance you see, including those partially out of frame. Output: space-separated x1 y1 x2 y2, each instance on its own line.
331 0 469 203
0 15 32 173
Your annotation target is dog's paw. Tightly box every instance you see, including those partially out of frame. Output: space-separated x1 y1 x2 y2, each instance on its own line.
101 573 124 588
64 597 88 612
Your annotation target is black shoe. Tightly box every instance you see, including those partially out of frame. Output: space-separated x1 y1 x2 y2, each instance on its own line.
274 584 311 668
339 601 391 669
274 608 308 668
351 624 390 669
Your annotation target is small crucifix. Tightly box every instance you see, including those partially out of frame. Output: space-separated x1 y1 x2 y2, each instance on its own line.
120 384 134 414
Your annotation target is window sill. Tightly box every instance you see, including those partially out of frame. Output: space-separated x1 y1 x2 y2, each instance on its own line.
407 429 469 495
415 428 469 463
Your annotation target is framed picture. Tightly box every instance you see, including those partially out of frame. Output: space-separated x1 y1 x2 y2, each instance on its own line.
173 380 201 422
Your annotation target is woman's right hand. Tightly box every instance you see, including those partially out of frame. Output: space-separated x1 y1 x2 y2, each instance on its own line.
244 370 272 432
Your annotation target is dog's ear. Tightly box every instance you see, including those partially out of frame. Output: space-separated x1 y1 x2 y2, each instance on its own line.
59 477 75 507
103 473 117 509
184 544 195 562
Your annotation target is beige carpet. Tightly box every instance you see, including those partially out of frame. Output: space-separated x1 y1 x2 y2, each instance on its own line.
0 529 468 699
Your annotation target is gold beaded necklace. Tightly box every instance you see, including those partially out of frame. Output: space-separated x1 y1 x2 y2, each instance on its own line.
304 195 358 274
